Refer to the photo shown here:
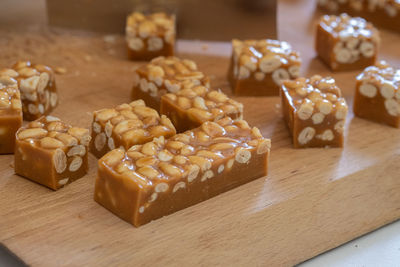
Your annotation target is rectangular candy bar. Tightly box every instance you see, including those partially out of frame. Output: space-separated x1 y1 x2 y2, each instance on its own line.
10 61 58 121
0 72 22 154
281 75 348 148
317 0 400 33
131 56 210 111
126 12 175 61
160 86 243 132
228 39 301 96
15 116 91 190
354 61 400 127
316 14 380 72
94 117 271 227
90 100 176 158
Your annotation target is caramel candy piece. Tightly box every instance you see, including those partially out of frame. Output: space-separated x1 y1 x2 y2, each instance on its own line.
131 56 210 110
316 14 380 72
14 116 91 190
8 61 58 121
227 39 301 96
126 12 175 61
0 71 22 154
160 87 243 132
317 0 400 33
90 100 176 158
94 117 271 227
354 61 400 127
281 75 348 148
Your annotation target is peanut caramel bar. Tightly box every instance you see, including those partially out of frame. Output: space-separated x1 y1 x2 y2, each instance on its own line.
0 72 22 154
354 61 400 127
161 86 243 132
316 14 380 72
317 0 400 33
94 117 270 227
227 39 301 96
126 12 175 61
7 61 58 121
131 56 210 110
15 116 91 190
90 100 176 158
281 75 348 148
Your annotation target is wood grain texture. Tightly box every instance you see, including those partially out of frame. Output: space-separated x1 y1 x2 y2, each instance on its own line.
0 0 400 266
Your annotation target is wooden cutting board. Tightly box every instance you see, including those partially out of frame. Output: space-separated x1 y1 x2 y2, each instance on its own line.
1 0 399 266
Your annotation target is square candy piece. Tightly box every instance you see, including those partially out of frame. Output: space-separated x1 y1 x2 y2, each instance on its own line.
15 116 91 190
5 61 58 121
126 12 175 61
316 13 380 72
354 61 400 127
90 100 176 158
131 56 210 110
281 75 348 148
317 0 400 33
161 86 243 132
94 117 271 227
228 39 301 96
0 74 22 154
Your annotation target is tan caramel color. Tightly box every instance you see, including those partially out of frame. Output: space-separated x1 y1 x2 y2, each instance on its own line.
126 12 175 61
281 75 348 148
9 61 58 121
318 0 400 33
1 0 400 265
90 100 176 158
316 14 379 72
131 56 210 111
160 87 243 132
14 116 91 190
354 61 400 127
0 69 23 154
94 117 270 227
228 39 301 96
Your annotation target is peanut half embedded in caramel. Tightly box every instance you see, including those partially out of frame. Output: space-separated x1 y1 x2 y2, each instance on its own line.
131 56 210 111
94 117 271 227
7 61 58 121
14 116 91 190
126 12 176 61
90 99 176 158
160 87 243 133
317 0 400 33
316 13 380 72
228 38 301 96
0 69 23 154
281 75 348 148
354 60 400 128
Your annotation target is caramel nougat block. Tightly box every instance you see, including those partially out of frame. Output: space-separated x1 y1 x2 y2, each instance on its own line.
90 100 176 158
160 86 243 132
94 117 271 227
316 14 380 72
126 12 175 61
0 74 22 154
281 75 348 148
131 56 210 111
15 116 91 190
227 39 301 96
317 0 400 33
5 61 58 121
354 61 400 127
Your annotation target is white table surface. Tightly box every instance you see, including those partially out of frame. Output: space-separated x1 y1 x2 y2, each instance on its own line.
299 219 400 267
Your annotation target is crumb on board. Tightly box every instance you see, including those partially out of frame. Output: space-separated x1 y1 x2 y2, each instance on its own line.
84 54 92 62
55 67 67 74
103 35 117 44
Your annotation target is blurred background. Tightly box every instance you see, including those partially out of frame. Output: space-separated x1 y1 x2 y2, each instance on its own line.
0 0 276 40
